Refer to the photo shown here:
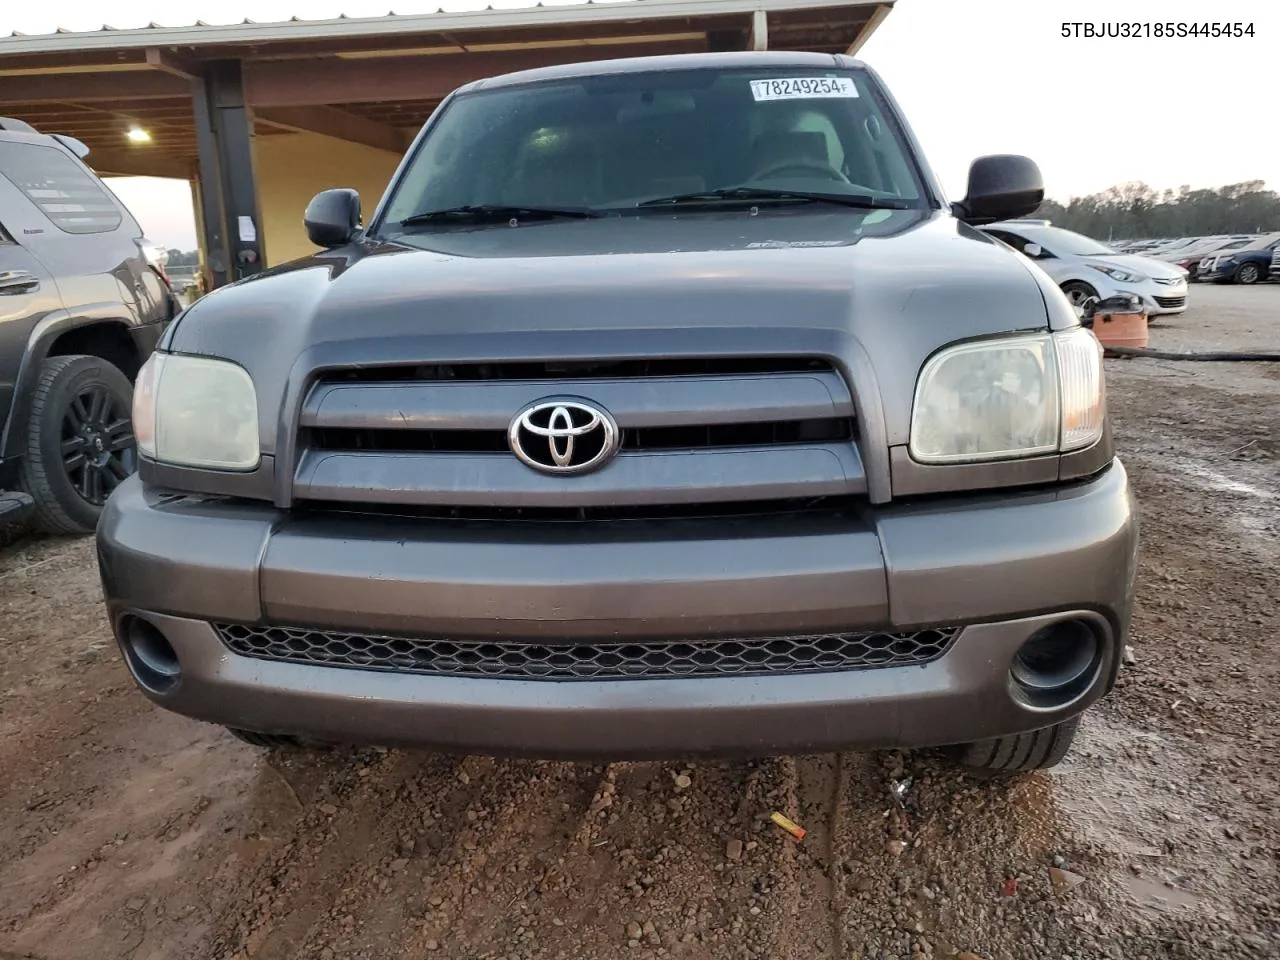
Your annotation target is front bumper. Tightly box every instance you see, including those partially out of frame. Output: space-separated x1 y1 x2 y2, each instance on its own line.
1122 285 1187 315
1076 273 1186 315
1196 266 1232 281
1196 259 1261 283
97 463 1138 759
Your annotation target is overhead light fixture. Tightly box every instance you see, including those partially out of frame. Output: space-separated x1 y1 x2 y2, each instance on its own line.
126 127 151 143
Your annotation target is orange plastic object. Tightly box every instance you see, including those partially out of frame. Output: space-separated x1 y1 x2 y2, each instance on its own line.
1091 305 1148 349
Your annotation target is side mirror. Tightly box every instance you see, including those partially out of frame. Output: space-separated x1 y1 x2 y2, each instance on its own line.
304 188 361 248
1023 242 1043 258
952 155 1044 226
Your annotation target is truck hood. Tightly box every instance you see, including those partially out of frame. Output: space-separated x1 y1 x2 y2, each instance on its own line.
168 208 1063 452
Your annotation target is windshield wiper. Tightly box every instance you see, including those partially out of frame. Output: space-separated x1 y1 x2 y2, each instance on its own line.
636 187 914 210
399 204 603 226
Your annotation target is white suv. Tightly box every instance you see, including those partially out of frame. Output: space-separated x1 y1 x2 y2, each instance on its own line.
983 220 1189 316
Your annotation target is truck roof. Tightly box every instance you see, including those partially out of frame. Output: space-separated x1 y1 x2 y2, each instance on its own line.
462 50 865 94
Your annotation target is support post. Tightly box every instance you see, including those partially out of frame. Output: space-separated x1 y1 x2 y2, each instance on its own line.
749 10 769 51
847 4 892 55
192 60 266 288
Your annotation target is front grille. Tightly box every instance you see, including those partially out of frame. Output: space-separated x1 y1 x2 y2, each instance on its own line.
292 355 866 510
1153 295 1186 308
322 357 831 383
306 417 854 454
297 495 861 523
213 623 960 681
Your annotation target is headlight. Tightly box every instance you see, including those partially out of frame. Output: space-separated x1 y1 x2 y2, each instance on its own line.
909 327 1104 464
133 353 260 470
1087 264 1146 283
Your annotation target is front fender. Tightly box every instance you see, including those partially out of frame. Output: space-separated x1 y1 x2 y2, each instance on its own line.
0 306 150 462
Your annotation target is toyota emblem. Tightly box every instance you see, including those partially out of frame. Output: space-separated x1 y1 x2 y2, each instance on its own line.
508 398 620 475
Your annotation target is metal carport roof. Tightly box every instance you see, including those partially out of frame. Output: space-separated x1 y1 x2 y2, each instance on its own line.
0 0 894 176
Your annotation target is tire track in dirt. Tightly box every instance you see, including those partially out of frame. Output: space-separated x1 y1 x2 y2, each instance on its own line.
401 759 606 957
757 755 830 959
821 753 849 958
197 748 449 958
1 716 265 960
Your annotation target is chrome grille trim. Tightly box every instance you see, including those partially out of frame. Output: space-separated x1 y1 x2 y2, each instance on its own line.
291 357 866 510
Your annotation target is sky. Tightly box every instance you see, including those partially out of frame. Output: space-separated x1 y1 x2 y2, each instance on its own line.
11 0 1274 250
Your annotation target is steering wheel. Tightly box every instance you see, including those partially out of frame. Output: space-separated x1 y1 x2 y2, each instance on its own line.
752 159 851 184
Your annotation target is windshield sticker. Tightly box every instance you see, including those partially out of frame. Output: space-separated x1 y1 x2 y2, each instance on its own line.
749 77 859 101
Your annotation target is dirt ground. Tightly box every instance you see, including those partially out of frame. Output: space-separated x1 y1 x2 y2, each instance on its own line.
1 283 1276 960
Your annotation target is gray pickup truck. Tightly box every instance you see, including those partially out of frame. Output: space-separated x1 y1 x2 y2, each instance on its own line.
96 52 1137 773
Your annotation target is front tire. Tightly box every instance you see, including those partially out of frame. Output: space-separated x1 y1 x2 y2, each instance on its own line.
1235 262 1261 285
947 715 1081 774
1060 280 1099 310
19 355 136 535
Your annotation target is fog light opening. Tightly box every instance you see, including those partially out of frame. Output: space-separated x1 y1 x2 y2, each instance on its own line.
119 615 181 694
1011 620 1101 704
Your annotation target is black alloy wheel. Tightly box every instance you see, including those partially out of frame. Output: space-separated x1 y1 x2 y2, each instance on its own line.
20 354 136 534
60 382 136 506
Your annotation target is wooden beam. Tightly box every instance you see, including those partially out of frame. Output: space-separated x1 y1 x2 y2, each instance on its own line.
4 97 192 115
845 3 891 55
0 50 148 73
254 105 407 154
17 117 193 135
87 149 192 179
0 71 189 104
145 47 199 80
749 10 769 51
244 39 706 107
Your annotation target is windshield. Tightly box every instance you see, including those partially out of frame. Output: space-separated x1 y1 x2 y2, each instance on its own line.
376 66 926 232
1024 227 1116 257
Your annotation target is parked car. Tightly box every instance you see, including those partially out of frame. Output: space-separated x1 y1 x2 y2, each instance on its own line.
0 118 176 531
96 52 1137 774
1270 244 1280 281
1140 236 1202 258
1197 232 1280 284
1163 236 1257 278
982 220 1189 315
1117 239 1164 254
1154 234 1251 262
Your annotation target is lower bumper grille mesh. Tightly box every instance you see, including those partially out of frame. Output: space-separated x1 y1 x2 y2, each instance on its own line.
213 623 960 681
1153 295 1186 309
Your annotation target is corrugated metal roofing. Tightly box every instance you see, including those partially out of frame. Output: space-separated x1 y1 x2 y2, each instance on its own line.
2 0 887 50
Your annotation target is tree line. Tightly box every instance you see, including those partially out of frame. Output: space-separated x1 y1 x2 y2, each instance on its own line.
1033 180 1280 241
165 249 200 266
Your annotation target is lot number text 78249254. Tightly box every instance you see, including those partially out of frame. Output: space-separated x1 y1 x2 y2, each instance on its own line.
749 77 860 101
